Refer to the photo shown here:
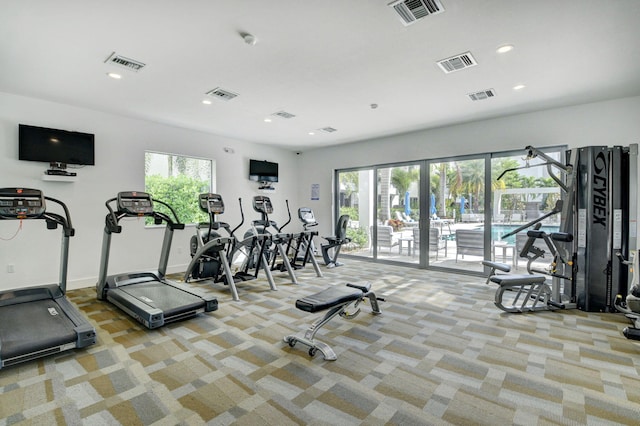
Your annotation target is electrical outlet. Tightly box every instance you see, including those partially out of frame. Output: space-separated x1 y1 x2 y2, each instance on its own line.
7 264 15 273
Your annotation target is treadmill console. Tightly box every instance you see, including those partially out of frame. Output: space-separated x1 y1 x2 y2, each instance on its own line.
199 193 224 214
0 188 46 219
253 195 273 215
117 191 154 215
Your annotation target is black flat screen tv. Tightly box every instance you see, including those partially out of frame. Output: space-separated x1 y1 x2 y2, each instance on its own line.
19 124 95 166
249 159 278 182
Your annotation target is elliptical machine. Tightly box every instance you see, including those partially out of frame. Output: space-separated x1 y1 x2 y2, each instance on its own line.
243 195 298 285
614 250 640 340
183 194 237 296
268 202 323 277
298 207 351 268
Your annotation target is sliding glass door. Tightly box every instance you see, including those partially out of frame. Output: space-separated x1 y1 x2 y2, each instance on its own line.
335 146 565 275
337 163 420 264
490 150 563 271
374 165 420 264
428 157 487 273
337 169 374 260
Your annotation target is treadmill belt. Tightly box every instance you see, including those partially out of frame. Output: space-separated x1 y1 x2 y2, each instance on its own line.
118 281 205 317
0 299 77 359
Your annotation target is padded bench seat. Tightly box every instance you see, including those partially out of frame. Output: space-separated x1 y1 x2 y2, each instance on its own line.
296 283 371 313
489 274 546 287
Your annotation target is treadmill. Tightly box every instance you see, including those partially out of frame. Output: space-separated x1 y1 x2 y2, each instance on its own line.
0 188 96 369
97 191 217 329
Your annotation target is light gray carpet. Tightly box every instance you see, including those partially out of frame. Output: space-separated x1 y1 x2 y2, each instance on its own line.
1 259 639 425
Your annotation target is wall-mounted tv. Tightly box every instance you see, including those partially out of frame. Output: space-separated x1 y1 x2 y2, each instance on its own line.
19 124 95 166
249 159 278 182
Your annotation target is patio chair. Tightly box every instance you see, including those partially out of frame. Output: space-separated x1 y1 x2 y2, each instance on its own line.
371 225 398 253
455 229 484 261
413 227 447 259
395 211 418 227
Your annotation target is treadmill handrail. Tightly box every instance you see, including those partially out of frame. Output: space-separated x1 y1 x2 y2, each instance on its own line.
98 193 186 290
0 190 75 294
152 198 183 227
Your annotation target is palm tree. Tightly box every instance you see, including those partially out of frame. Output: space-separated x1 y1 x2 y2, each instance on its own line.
391 167 418 210
461 159 484 211
430 162 456 217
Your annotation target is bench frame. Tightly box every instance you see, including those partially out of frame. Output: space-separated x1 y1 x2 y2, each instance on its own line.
483 260 569 312
284 283 382 360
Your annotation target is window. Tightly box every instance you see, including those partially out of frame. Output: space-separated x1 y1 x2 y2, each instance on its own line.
144 152 215 225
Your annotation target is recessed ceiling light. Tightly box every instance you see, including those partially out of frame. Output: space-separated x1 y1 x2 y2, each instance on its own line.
241 32 257 46
308 132 315 136
513 84 526 90
107 72 122 79
264 118 272 123
202 99 212 105
496 45 514 54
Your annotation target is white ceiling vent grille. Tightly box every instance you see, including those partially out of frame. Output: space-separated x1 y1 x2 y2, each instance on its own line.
104 52 145 72
468 89 496 101
437 52 477 74
272 111 296 119
205 88 238 101
388 0 444 26
320 127 337 133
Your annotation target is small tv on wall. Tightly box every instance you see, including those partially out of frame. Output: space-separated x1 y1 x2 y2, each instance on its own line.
19 124 95 166
249 159 278 182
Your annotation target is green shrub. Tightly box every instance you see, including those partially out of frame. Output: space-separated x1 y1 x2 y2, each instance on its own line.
145 175 209 225
346 227 368 249
339 206 359 221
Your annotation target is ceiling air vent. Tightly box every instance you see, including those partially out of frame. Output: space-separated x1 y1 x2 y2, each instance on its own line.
272 111 296 119
437 52 477 74
388 0 444 26
320 127 337 133
205 88 238 101
104 52 145 72
468 89 496 101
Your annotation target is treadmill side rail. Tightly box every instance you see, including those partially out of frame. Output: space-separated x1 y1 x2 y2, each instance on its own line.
55 296 97 348
106 289 165 329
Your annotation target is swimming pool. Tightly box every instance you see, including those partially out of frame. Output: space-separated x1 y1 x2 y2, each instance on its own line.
476 224 560 244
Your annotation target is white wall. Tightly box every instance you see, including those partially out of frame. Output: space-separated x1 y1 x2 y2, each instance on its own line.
297 96 640 241
0 92 299 290
3 93 639 291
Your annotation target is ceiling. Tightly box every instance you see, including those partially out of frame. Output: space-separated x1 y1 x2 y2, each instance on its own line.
2 0 640 152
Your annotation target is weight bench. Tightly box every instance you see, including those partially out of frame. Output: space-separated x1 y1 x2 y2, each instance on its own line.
283 282 383 360
482 261 563 313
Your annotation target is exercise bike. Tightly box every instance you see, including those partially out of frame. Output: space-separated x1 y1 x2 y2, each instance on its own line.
614 250 640 340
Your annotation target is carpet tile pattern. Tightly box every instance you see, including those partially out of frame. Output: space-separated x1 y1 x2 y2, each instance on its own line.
1 259 640 425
